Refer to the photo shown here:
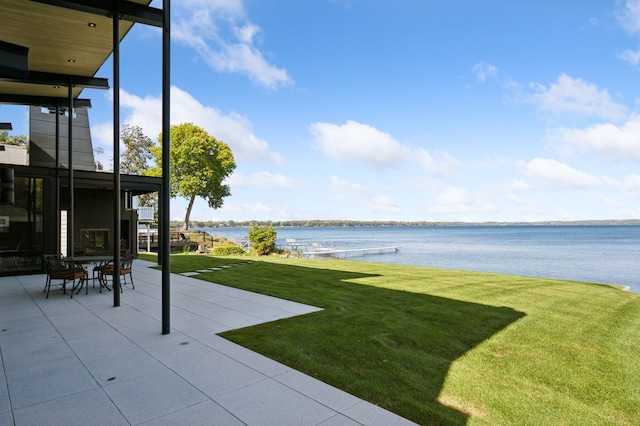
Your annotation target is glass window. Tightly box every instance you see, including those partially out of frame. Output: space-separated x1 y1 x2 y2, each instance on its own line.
0 173 44 273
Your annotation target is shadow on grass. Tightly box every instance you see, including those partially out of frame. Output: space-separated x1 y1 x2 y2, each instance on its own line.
176 257 525 425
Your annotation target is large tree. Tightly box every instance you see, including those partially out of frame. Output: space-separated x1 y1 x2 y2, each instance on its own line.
120 123 154 175
149 123 236 230
119 124 157 212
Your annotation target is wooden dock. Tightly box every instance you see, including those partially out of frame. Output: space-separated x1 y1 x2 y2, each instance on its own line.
300 246 400 259
137 232 198 253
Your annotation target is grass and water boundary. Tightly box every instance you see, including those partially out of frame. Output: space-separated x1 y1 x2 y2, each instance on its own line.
141 253 640 425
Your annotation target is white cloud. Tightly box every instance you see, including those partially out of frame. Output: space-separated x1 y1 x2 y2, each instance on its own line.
620 46 640 66
507 180 532 191
309 120 410 169
507 193 524 206
596 194 621 207
229 200 297 219
616 2 640 68
624 174 640 193
417 149 460 176
436 186 472 206
327 177 401 215
328 175 366 193
617 0 640 34
236 202 272 214
548 114 640 160
425 186 497 216
622 206 640 218
530 74 627 121
234 23 261 44
309 120 458 175
366 195 401 214
92 86 283 165
229 171 300 188
471 61 498 82
522 158 601 189
91 120 116 149
219 200 291 217
173 1 292 89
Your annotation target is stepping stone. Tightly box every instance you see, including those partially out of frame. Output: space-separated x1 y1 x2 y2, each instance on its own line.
181 272 200 276
209 267 222 271
196 269 212 273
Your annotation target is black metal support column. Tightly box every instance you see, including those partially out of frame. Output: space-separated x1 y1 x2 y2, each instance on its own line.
112 12 121 304
67 85 74 259
161 0 171 335
55 102 60 254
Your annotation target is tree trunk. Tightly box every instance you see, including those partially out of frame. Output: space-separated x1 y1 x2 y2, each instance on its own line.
183 194 196 231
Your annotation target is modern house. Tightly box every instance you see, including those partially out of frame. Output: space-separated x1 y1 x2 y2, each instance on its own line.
0 0 172 332
0 105 161 274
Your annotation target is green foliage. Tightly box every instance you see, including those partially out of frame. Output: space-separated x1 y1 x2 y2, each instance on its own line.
118 124 157 216
0 130 27 146
149 123 236 229
120 124 155 175
157 254 640 426
212 246 246 256
248 225 277 255
182 244 191 254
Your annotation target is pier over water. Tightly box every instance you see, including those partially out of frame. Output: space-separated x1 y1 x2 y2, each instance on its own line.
300 246 401 259
278 238 400 259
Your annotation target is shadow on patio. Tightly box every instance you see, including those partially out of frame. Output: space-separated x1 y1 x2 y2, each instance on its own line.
0 260 417 425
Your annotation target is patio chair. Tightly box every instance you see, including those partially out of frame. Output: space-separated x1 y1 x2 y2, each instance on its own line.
13 242 21 266
44 254 87 298
99 253 135 291
91 259 112 292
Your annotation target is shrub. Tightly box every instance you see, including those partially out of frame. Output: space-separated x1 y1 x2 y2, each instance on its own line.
212 246 246 256
248 225 277 255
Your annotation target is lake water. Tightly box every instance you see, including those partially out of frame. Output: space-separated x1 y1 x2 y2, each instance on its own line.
197 225 640 293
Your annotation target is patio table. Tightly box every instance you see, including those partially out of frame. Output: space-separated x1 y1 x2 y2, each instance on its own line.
67 255 114 293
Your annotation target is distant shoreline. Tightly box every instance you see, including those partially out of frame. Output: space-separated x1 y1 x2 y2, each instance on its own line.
178 219 640 229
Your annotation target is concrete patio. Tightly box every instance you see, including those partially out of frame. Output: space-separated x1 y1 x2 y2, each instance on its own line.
0 259 416 425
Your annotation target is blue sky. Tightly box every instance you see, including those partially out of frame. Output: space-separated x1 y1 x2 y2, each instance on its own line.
3 0 640 222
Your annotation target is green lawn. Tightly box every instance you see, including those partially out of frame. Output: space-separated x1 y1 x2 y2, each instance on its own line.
142 254 640 425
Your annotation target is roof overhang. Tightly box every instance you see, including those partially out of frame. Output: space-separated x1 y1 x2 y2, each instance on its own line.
31 0 163 27
0 94 91 108
0 0 157 102
10 164 162 194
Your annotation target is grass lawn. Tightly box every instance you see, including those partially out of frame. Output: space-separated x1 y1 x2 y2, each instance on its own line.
141 253 640 425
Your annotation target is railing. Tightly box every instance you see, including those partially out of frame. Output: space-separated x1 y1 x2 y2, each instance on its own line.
137 206 154 222
238 237 251 250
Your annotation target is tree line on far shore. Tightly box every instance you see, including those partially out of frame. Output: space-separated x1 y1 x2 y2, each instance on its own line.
174 219 640 229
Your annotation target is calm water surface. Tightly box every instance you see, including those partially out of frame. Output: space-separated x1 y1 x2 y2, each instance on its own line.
198 225 640 293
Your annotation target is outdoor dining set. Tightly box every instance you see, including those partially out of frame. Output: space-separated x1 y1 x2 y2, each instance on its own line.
43 252 135 298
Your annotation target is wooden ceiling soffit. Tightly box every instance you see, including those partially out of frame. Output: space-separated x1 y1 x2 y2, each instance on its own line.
30 0 163 27
0 94 91 108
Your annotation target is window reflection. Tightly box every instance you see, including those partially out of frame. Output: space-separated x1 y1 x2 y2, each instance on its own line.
0 174 44 273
